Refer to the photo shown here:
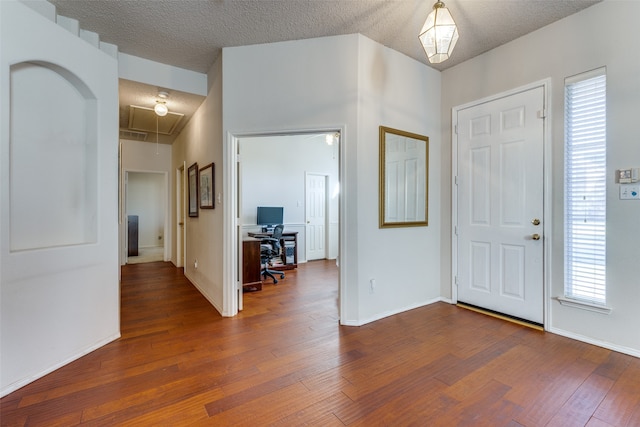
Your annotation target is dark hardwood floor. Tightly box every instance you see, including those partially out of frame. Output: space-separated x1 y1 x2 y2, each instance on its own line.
2 260 639 426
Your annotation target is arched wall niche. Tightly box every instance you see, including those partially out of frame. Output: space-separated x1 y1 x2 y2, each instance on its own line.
9 61 98 252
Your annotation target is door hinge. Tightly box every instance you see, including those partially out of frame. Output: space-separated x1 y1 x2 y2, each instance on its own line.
454 175 459 185
454 225 458 235
454 124 458 135
537 109 546 119
454 275 459 286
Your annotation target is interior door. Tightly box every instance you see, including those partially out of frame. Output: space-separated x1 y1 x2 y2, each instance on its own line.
456 86 544 324
176 164 185 267
305 173 327 261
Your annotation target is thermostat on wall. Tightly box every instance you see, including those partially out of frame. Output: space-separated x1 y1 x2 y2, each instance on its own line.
618 168 639 184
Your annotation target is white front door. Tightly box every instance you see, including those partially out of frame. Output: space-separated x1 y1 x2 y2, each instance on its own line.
456 86 545 324
306 173 327 261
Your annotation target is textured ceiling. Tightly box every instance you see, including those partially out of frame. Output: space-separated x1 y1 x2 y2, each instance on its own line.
46 0 602 143
48 0 602 73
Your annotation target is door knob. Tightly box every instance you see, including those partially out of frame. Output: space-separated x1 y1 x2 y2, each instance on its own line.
532 233 541 240
531 218 541 226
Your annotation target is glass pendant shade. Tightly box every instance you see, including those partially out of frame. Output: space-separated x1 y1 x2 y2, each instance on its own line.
419 1 459 64
154 102 168 117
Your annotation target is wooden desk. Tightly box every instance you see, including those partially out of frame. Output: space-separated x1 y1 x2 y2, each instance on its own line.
242 238 262 292
248 231 298 270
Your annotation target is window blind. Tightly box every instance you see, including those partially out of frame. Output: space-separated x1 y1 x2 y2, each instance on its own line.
564 69 607 305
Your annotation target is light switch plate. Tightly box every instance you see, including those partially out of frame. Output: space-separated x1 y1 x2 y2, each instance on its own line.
620 185 640 200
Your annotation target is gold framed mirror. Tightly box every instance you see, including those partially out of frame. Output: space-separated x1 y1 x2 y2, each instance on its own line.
379 126 429 228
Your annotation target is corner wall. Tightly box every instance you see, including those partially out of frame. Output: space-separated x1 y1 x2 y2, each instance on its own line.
223 34 442 324
441 0 640 355
171 56 224 313
356 36 443 323
1 0 120 395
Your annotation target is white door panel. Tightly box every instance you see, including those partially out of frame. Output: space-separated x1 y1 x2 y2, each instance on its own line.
306 174 326 261
457 87 544 324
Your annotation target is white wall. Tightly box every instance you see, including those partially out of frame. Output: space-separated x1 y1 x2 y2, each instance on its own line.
223 34 442 324
441 0 640 355
240 134 340 262
171 56 224 313
118 52 207 97
356 35 442 323
1 1 119 395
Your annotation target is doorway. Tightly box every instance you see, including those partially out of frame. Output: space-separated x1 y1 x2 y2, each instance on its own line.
233 131 341 312
125 171 169 264
452 83 549 325
176 165 185 268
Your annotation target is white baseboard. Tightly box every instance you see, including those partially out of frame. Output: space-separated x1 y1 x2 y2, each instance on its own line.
183 271 225 316
1 332 121 398
341 297 450 327
547 326 640 358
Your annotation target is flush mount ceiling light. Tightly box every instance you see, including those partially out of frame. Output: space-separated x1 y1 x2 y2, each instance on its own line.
154 91 169 116
418 1 459 64
154 102 168 116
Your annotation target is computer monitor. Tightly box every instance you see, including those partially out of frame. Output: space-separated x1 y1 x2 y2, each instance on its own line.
256 206 283 231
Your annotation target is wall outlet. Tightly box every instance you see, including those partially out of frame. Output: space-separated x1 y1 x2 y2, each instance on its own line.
620 185 640 200
194 259 198 269
369 278 376 294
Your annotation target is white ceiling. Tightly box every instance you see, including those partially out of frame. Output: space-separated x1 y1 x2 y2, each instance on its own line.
47 0 602 142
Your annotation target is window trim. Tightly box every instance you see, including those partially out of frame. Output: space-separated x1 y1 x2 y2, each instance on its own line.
563 67 609 311
556 296 611 314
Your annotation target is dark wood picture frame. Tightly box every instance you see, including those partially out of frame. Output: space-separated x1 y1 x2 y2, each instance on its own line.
199 163 215 209
188 162 199 217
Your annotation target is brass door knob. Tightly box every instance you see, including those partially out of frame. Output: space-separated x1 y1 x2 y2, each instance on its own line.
532 233 541 240
532 218 541 226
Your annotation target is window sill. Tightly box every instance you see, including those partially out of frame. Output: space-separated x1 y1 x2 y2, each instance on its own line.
556 296 612 315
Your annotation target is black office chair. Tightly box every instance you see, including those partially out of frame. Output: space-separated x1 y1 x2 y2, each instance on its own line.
260 224 286 284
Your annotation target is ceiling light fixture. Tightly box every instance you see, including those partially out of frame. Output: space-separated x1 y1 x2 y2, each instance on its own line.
154 102 168 117
154 91 169 116
418 1 459 64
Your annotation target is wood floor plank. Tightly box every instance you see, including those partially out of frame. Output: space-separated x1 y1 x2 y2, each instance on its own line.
1 260 638 426
592 357 640 426
270 393 352 426
513 355 603 426
452 379 517 426
346 377 452 426
545 373 614 427
585 417 618 427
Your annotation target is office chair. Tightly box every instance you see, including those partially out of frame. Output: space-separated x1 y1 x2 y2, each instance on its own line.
260 224 286 284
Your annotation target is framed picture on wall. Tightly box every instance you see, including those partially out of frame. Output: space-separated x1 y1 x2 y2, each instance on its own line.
188 162 198 217
199 163 214 209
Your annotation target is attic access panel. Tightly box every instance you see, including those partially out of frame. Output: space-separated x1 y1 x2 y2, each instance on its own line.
128 105 184 135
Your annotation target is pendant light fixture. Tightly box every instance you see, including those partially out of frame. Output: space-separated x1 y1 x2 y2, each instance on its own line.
418 1 459 64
